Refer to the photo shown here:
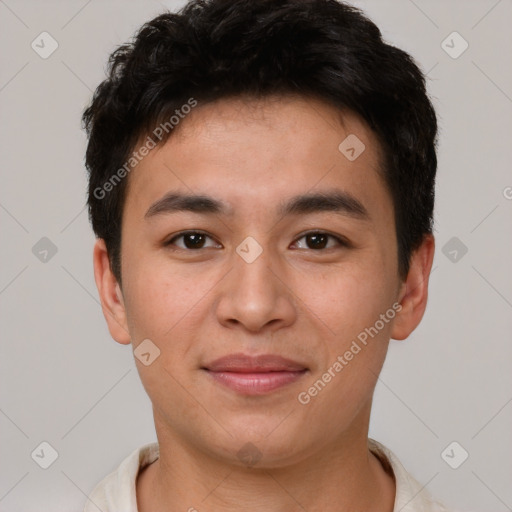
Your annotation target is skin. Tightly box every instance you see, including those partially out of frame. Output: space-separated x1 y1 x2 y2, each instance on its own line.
93 94 435 512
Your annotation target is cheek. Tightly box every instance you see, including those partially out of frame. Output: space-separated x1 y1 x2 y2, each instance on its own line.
122 255 223 348
299 255 395 342
296 262 394 420
122 262 207 397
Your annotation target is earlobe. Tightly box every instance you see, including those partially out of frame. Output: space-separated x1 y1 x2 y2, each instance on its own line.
391 234 435 341
93 238 131 345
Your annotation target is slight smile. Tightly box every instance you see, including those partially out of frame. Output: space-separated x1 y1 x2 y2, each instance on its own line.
202 353 310 395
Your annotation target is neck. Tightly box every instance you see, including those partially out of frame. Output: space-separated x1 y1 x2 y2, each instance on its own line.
137 410 395 512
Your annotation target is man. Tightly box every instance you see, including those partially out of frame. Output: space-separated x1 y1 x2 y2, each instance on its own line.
82 0 447 510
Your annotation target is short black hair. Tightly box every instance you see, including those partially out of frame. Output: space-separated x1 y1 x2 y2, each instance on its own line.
82 0 438 285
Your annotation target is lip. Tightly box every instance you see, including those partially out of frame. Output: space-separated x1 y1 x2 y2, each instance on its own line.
203 353 308 372
202 353 309 395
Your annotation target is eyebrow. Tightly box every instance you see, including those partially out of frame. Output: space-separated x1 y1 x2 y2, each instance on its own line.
144 190 370 221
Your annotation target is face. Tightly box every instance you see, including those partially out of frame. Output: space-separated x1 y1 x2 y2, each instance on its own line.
95 94 432 468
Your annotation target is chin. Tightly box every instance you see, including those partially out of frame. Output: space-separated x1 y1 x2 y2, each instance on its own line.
202 422 313 469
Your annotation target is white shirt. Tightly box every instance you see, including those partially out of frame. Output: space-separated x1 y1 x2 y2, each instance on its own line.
83 439 451 512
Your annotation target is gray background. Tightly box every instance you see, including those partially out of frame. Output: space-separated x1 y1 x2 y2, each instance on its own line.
1 0 511 510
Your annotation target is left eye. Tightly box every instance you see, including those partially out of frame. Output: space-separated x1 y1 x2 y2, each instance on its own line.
292 232 346 250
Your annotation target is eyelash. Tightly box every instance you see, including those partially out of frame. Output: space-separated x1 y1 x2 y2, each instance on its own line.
163 230 350 251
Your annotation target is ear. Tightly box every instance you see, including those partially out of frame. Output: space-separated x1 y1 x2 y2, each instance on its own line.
93 238 131 345
391 234 435 341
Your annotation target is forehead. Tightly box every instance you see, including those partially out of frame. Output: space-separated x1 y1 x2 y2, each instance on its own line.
123 95 393 226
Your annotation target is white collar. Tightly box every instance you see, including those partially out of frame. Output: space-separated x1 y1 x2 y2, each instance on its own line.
83 439 449 511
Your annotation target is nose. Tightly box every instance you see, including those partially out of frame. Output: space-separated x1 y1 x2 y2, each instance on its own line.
215 241 297 333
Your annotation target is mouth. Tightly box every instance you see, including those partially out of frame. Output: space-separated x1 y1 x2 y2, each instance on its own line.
201 353 309 395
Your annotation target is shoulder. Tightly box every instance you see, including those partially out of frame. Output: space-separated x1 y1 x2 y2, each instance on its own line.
83 442 160 512
368 438 456 512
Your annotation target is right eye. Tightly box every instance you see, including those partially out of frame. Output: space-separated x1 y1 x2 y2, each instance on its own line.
164 231 221 250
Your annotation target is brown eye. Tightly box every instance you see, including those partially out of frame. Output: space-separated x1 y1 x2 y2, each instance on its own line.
293 231 347 250
165 231 219 250
305 233 328 249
